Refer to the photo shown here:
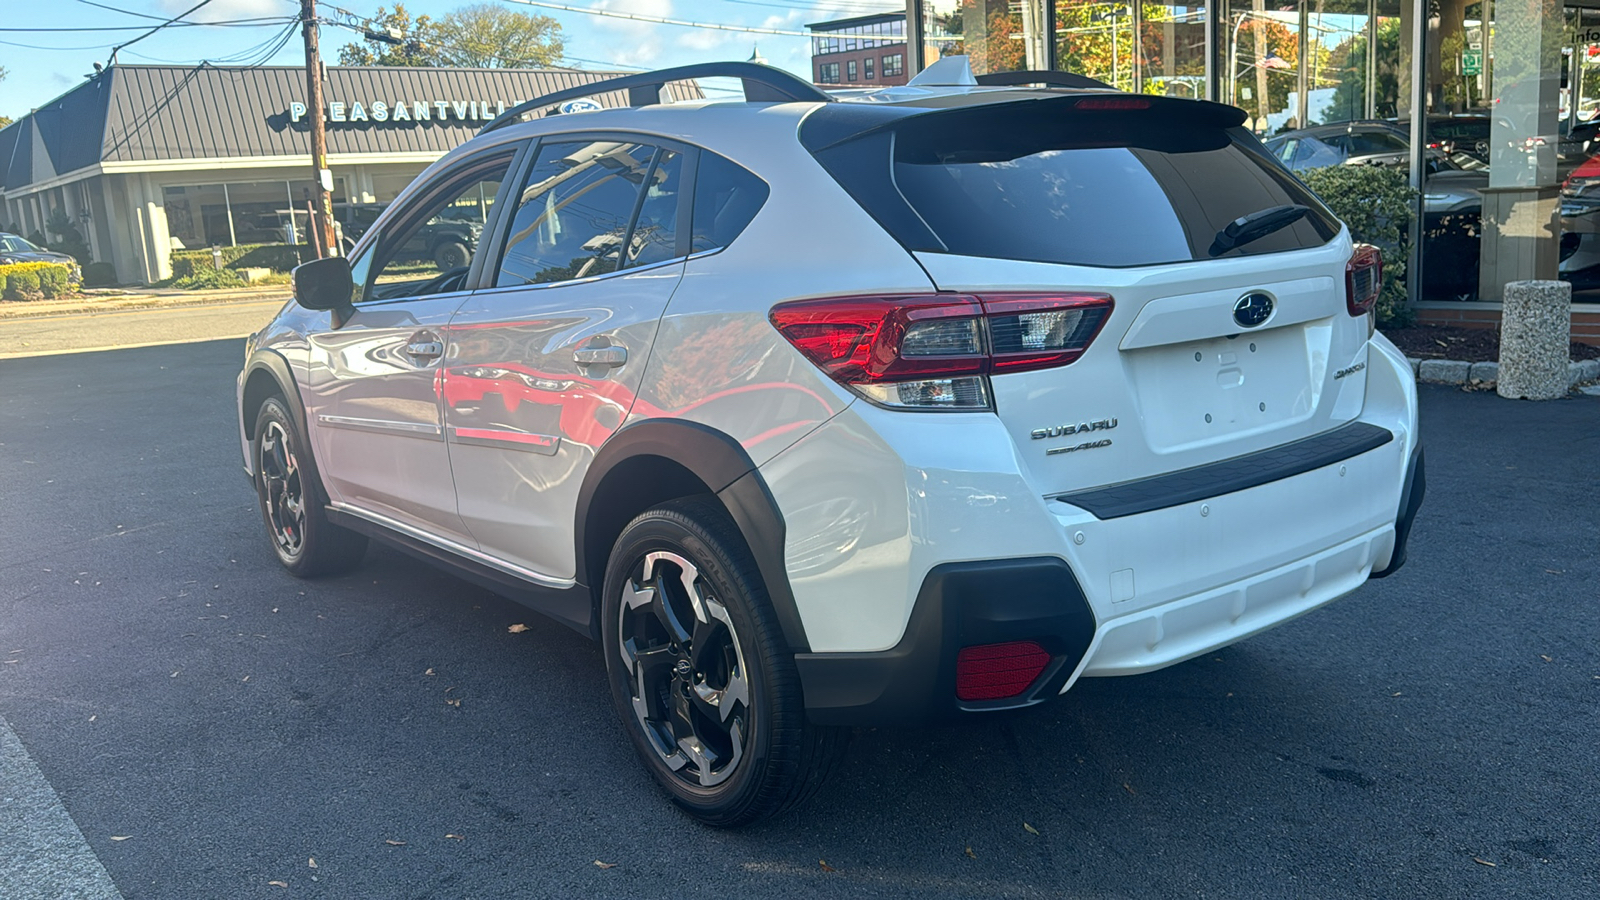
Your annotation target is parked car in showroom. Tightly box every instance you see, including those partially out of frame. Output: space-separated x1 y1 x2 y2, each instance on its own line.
0 232 82 282
1264 121 1484 298
236 59 1424 826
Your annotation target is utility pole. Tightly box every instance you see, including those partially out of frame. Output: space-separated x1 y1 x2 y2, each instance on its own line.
300 0 336 258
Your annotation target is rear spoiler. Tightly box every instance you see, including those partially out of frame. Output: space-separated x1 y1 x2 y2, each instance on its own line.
801 93 1249 153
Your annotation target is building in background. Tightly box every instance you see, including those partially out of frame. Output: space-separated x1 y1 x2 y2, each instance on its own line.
0 64 696 285
809 12 909 87
892 0 1600 341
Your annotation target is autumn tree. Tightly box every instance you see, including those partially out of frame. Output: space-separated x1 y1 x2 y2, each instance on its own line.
0 66 10 129
433 4 563 68
338 3 563 69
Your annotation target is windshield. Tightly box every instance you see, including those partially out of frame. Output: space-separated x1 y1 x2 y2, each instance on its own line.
1 236 40 252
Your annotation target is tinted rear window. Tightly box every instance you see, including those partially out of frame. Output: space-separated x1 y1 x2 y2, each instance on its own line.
811 101 1339 268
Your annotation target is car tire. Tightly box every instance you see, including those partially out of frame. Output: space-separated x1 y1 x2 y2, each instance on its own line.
433 241 470 271
600 496 847 826
252 396 367 577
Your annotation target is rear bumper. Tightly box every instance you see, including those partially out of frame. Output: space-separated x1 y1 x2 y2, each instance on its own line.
1369 443 1426 579
795 558 1096 726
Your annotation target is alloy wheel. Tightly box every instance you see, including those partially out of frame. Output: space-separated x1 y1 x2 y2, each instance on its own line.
616 550 751 787
257 420 306 558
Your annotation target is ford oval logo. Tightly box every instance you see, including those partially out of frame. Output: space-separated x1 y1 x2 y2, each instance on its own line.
1233 292 1275 329
559 99 604 115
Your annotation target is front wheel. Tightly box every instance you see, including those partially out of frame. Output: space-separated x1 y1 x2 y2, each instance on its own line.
600 497 846 826
252 396 367 577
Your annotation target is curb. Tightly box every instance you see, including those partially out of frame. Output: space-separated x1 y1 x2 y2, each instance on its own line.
1406 356 1600 392
0 286 290 321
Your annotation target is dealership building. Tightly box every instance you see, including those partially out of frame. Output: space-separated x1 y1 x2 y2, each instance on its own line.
0 64 693 285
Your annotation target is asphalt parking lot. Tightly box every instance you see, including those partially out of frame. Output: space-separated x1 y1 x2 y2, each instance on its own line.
1 339 1596 899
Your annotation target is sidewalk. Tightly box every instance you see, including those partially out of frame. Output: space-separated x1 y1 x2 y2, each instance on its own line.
0 284 291 320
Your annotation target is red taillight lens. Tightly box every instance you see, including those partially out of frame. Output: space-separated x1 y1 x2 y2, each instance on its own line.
769 293 1113 409
1346 243 1382 317
955 641 1053 701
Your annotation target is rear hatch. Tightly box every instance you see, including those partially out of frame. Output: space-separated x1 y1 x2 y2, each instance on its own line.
803 92 1372 497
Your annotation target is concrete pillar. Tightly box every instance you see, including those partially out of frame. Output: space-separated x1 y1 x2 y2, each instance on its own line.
1497 280 1571 400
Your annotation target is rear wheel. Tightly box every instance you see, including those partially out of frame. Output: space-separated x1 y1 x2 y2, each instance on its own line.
252 396 367 577
600 497 846 826
433 240 469 271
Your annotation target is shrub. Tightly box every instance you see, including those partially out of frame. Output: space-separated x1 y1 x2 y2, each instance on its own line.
173 267 246 290
169 243 311 279
83 262 118 287
0 262 71 301
36 264 68 298
1300 165 1418 328
3 269 41 301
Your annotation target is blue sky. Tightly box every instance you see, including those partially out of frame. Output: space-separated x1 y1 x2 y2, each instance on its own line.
0 0 900 120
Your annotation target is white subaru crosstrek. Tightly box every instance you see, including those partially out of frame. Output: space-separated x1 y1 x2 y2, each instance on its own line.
237 59 1425 826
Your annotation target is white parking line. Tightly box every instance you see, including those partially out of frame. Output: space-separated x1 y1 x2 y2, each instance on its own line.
0 715 123 899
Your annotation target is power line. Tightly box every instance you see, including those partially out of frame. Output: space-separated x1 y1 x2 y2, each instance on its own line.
73 0 176 22
498 0 814 37
108 0 218 66
0 19 292 33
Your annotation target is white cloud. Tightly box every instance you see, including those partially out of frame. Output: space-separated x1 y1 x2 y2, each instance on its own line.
157 0 285 23
591 0 674 66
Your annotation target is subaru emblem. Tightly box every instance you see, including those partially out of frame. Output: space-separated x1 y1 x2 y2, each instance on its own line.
1233 292 1274 329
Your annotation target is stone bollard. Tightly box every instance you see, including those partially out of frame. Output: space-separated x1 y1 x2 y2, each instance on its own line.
1498 280 1571 400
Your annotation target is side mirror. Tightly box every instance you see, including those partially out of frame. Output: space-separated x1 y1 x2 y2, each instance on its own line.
292 257 354 312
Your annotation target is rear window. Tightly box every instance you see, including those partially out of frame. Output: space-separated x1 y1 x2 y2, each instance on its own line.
809 100 1339 268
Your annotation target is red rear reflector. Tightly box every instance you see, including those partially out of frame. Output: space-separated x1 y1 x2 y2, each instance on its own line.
955 641 1052 701
1074 97 1153 110
1346 243 1382 317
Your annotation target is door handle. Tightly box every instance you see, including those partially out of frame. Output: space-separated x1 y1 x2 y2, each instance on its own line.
574 345 627 367
406 340 444 360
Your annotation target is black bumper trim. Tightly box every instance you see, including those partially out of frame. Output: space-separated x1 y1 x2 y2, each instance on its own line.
1056 421 1394 520
795 557 1097 726
1370 443 1425 579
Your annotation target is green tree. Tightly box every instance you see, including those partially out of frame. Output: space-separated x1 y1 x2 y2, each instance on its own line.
1325 19 1402 122
0 65 10 129
433 3 563 68
338 5 439 67
338 3 563 69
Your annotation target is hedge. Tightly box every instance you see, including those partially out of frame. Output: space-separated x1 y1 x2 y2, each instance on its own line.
1299 165 1418 328
1 261 73 301
170 243 313 279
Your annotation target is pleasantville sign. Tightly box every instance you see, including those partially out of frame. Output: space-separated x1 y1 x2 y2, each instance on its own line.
288 99 511 125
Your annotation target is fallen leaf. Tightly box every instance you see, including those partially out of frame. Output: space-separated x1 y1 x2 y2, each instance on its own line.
508 623 529 634
308 858 317 869
385 839 406 846
88 715 96 722
1122 782 1137 796
1474 857 1497 867
1541 655 1552 662
268 881 288 888
964 846 977 859
819 860 836 873
594 860 617 869
110 835 131 842
446 698 462 708
1023 822 1040 835
445 834 464 840
242 676 250 682
1545 569 1563 574
424 668 436 676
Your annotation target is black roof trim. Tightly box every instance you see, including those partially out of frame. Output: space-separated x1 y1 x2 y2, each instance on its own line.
480 61 832 135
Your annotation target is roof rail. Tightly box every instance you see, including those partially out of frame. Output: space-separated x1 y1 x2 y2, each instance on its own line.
480 61 834 135
974 70 1115 91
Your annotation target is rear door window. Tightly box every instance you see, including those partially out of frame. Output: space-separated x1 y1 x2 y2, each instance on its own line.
854 108 1338 267
495 140 656 286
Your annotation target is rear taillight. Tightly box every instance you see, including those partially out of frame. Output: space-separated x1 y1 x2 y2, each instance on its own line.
1346 243 1382 318
770 293 1113 410
956 641 1052 701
